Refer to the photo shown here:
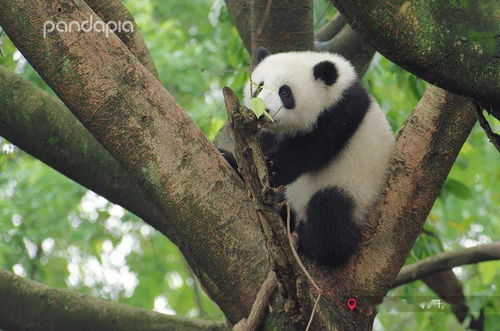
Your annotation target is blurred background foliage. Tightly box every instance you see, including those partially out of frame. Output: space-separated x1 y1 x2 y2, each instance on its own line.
0 0 498 329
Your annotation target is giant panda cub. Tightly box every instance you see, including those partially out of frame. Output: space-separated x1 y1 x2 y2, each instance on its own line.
225 48 394 267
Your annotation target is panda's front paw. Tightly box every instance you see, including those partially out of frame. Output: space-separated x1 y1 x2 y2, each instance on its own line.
266 157 283 187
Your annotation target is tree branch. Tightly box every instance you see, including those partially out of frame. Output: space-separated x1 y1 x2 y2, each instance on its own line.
314 24 375 76
0 65 171 236
84 0 159 78
251 0 314 63
330 0 500 107
223 88 307 327
314 13 346 42
233 271 277 331
474 105 500 153
0 0 269 323
393 242 500 287
0 269 228 331
423 270 484 330
1 0 161 227
225 0 251 53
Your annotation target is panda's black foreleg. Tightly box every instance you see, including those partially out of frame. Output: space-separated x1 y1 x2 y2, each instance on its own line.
298 186 361 267
219 149 238 171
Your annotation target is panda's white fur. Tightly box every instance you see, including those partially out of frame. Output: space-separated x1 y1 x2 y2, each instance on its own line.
286 100 394 223
234 50 394 266
244 52 358 135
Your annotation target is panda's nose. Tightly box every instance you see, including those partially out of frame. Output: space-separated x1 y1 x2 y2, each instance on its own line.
265 107 270 113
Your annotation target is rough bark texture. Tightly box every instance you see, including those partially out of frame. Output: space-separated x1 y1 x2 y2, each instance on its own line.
0 269 228 331
0 65 168 236
225 0 251 52
223 88 311 328
331 0 500 106
393 242 500 287
85 0 159 78
251 0 314 64
0 1 487 330
0 0 269 323
1 0 161 230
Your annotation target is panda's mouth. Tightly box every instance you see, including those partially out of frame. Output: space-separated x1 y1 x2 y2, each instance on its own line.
259 108 282 128
266 105 284 121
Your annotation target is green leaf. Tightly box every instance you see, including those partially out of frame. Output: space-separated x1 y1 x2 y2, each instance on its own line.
250 97 266 118
262 110 274 122
249 97 274 122
444 178 472 200
478 261 499 285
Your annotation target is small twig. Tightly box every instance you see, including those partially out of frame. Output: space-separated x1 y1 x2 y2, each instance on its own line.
285 203 321 294
286 203 323 331
306 292 322 331
474 103 500 153
233 271 277 331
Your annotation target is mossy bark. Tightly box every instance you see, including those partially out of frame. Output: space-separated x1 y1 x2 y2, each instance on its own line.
0 1 482 329
331 0 500 106
0 0 269 323
0 269 228 331
0 65 168 236
85 0 159 78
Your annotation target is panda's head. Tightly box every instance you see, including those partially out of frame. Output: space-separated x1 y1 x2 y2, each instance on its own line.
244 48 357 135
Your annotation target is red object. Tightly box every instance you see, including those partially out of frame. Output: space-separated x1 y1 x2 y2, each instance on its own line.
347 298 357 311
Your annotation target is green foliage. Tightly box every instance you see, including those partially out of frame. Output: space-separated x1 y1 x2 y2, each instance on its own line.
0 0 498 328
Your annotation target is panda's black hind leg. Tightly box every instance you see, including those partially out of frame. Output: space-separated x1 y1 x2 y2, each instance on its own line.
298 186 361 267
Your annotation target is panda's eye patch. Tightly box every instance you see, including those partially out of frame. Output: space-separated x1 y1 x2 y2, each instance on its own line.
279 85 291 97
278 85 295 109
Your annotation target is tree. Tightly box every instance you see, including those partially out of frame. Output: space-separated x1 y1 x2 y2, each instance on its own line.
0 0 498 330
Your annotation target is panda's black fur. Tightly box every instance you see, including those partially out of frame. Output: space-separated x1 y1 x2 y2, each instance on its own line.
221 48 393 267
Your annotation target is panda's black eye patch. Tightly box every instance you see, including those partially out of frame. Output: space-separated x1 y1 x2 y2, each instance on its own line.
279 85 291 97
278 85 295 109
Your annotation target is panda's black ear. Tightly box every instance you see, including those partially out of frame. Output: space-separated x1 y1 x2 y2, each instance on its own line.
255 47 271 65
313 61 338 86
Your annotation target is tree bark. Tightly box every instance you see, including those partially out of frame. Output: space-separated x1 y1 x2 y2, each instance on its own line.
314 13 346 42
0 65 168 236
251 0 314 63
0 0 269 323
1 0 162 230
84 0 159 78
331 0 500 107
225 0 251 53
0 269 228 331
0 1 485 330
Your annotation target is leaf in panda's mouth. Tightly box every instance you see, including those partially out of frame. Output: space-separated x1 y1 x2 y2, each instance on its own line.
250 97 274 122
